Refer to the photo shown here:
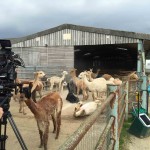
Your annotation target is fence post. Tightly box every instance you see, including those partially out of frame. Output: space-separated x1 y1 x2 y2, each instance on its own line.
108 85 119 150
125 81 129 120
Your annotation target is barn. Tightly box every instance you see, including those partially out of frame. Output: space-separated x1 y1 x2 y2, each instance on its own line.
8 24 150 149
11 24 150 79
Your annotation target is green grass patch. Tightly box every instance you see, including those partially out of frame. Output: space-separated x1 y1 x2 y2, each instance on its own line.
119 117 133 150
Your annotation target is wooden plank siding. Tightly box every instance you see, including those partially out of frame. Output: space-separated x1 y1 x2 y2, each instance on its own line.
13 46 74 79
12 29 139 48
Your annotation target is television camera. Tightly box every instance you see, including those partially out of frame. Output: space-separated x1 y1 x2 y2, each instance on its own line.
0 39 27 150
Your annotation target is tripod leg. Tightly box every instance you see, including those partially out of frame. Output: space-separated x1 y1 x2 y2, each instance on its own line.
0 119 8 150
7 111 28 150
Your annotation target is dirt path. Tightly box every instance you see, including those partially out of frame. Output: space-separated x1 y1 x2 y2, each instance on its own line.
126 101 150 150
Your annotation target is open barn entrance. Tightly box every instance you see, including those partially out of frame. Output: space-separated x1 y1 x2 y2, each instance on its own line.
74 43 138 76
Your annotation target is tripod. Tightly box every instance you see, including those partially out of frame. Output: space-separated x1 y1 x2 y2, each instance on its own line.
0 94 28 150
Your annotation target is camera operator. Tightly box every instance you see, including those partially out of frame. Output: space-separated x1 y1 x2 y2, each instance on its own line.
0 107 4 119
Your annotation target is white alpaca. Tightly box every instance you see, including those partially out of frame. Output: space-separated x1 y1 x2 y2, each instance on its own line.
74 101 100 117
47 71 68 92
79 71 108 100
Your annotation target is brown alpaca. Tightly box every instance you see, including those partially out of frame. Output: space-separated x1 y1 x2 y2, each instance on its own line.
22 87 63 150
89 68 101 79
70 69 88 100
16 71 45 102
102 74 113 80
31 71 45 102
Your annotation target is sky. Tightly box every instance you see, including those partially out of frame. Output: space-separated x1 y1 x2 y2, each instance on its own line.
0 0 150 39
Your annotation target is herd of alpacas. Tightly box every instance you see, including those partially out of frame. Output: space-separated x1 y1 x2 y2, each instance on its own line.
12 69 137 150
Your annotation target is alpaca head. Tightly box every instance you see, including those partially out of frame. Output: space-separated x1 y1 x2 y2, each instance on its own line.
130 73 138 80
78 71 87 79
113 78 122 85
34 71 45 79
62 81 67 87
74 101 83 112
62 71 68 76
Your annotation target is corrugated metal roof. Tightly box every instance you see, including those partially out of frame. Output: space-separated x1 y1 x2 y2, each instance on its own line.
11 24 150 44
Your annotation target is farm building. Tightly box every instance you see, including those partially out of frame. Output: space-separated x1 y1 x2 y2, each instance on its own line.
10 23 150 79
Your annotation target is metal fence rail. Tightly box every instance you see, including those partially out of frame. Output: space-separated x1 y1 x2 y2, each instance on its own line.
95 116 115 150
59 81 130 150
59 93 115 150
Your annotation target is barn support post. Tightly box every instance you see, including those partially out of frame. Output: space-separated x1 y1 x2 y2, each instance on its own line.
141 75 148 111
108 85 119 150
137 40 148 110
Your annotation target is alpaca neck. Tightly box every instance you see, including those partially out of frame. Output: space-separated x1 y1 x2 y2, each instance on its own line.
61 74 65 81
71 73 78 85
83 75 91 88
88 73 94 81
34 76 40 81
25 99 39 115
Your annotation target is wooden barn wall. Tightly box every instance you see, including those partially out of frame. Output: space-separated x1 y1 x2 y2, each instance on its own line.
13 46 74 79
12 29 139 47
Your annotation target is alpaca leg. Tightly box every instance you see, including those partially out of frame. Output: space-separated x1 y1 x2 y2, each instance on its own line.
82 90 88 100
50 83 54 91
19 100 23 113
92 92 97 100
37 122 44 148
58 82 61 92
51 114 56 133
43 122 49 150
38 130 43 148
59 84 63 93
22 102 26 115
55 112 61 139
76 87 80 97
13 95 17 102
86 90 89 100
82 90 86 100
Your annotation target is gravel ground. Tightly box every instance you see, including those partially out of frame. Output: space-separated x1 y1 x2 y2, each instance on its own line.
126 98 150 150
5 90 83 150
4 88 150 150
4 89 106 150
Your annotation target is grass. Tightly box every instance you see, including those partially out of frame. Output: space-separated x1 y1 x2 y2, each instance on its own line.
119 116 133 150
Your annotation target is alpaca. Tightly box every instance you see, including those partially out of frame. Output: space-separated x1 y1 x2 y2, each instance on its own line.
22 84 63 150
73 101 101 117
16 71 45 102
31 71 45 96
102 74 113 80
128 71 138 80
89 68 101 79
70 68 89 100
47 71 68 92
78 71 107 100
12 88 27 115
113 78 122 85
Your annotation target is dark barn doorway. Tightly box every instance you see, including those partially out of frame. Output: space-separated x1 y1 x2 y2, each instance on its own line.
74 43 137 75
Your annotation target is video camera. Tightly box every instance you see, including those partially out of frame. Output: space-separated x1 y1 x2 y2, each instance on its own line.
0 39 25 93
0 39 28 150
